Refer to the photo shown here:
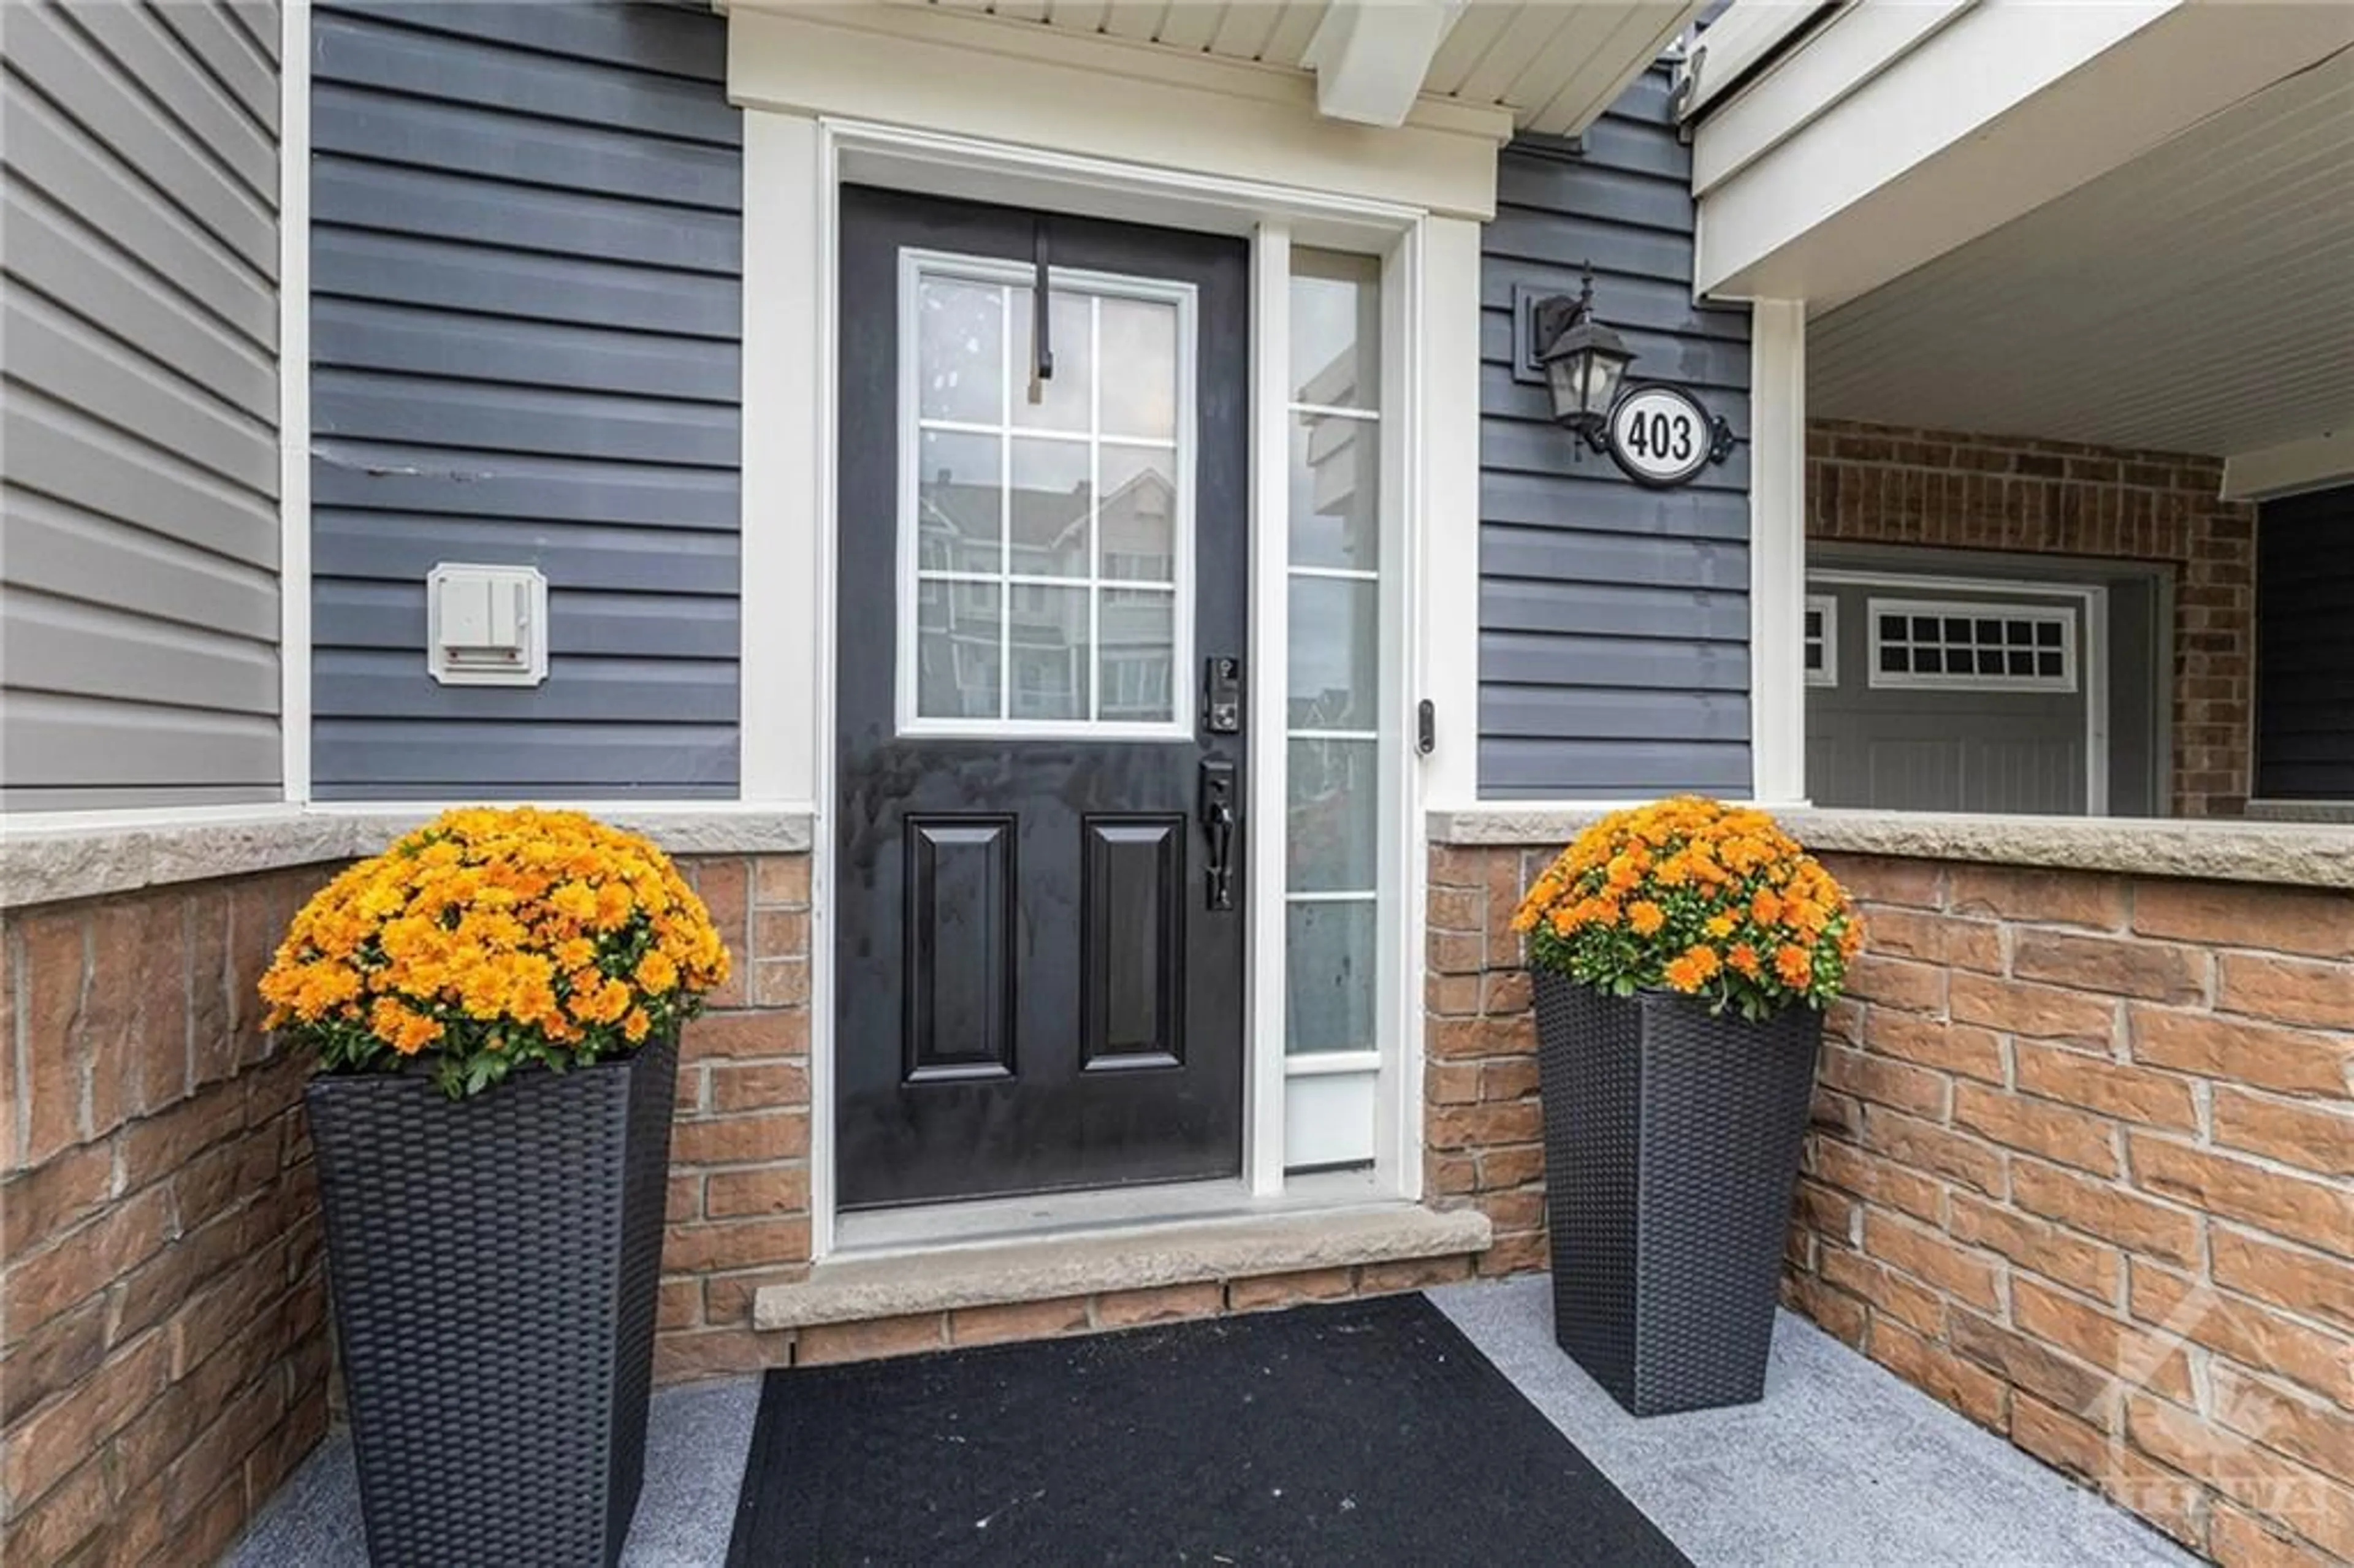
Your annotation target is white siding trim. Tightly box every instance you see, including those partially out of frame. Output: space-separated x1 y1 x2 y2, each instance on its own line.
1748 299 1808 806
726 6 1504 221
738 110 824 810
1413 216 1482 812
1246 218 1292 1197
278 0 311 804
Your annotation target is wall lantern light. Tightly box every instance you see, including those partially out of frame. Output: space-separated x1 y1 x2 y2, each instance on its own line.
1533 265 1635 452
1529 264 1736 490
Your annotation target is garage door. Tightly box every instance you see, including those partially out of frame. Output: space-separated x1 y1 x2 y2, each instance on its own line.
1806 578 2098 815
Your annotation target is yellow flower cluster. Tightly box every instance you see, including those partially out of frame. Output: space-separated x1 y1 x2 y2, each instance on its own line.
261 807 730 1095
1512 796 1861 1014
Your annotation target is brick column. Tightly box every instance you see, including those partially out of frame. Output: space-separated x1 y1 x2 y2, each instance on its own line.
1423 846 1548 1276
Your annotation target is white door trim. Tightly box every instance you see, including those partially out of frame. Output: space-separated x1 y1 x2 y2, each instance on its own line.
1808 567 2111 815
758 114 1453 1258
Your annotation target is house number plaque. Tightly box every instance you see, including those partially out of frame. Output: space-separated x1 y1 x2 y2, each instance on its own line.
1605 384 1735 490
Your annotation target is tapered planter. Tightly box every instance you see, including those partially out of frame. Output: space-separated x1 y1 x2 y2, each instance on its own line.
307 1033 678 1567
1533 971 1821 1416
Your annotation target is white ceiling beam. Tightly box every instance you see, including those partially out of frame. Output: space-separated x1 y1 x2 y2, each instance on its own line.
2222 420 2354 503
1303 0 1461 128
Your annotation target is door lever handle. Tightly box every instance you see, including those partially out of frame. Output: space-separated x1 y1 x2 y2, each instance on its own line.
1198 758 1238 911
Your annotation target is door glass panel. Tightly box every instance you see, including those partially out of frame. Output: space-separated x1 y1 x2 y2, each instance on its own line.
1100 588 1175 723
1100 296 1178 439
916 430 1002 573
1287 739 1377 892
1289 413 1379 573
1290 250 1380 409
1009 439 1091 578
1007 583 1089 721
1287 576 1379 731
906 257 1194 730
916 579 1002 719
1009 289 1094 433
1286 901 1376 1054
1099 445 1177 582
916 278 1004 424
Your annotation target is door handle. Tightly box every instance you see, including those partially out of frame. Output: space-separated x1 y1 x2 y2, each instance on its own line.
1198 758 1237 911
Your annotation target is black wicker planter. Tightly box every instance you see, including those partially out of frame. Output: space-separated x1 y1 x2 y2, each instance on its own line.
1532 971 1821 1417
306 1033 678 1567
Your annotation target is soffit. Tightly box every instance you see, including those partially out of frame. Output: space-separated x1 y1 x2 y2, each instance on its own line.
919 0 1698 137
1808 47 2354 457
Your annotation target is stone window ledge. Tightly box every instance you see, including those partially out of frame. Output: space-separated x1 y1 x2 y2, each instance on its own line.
2 804 817 909
1428 805 2354 891
753 1205 1493 1332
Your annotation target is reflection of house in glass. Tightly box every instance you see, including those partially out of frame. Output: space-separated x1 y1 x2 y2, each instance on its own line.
914 458 1178 722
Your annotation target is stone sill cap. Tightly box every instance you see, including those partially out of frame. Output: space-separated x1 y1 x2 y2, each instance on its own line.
1428 805 2354 891
752 1204 1494 1331
2 804 817 908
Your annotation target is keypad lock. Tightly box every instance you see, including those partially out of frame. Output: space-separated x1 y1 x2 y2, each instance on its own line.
1202 657 1243 736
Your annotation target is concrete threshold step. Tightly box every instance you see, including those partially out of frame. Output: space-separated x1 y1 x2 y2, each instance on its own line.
752 1203 1493 1331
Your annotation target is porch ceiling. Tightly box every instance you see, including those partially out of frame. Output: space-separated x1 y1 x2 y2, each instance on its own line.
918 0 1700 137
1807 44 2354 460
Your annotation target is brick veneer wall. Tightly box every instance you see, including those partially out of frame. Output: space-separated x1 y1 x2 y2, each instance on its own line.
1807 419 2258 817
1 867 335 1566
0 850 825 1556
657 853 816 1380
1426 843 2353 1568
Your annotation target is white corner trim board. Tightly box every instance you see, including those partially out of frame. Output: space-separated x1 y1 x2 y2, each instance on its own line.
278 0 313 804
1747 299 1808 807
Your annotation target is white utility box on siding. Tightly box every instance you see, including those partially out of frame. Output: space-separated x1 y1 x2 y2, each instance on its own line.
427 563 547 687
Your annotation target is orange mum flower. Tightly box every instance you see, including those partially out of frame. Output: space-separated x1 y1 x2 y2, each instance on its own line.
1775 944 1814 988
1508 797 1855 1013
257 806 734 1099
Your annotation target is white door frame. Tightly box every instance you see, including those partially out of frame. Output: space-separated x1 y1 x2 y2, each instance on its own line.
1807 566 2111 815
748 113 1462 1256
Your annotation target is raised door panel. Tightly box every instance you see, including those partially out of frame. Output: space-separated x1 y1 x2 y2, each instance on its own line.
1081 818 1185 1072
904 816 1016 1083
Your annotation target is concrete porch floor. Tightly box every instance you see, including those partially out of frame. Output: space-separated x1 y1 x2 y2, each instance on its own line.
224 1277 2196 1567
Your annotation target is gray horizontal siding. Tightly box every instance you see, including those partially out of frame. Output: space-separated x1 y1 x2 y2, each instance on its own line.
2 0 283 809
1477 69 1754 799
2255 485 2354 800
309 1 741 799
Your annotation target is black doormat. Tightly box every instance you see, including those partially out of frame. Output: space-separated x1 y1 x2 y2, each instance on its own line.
726 1292 1691 1567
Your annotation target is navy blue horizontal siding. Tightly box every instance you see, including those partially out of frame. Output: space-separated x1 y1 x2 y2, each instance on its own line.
2255 485 2354 799
1477 68 1754 799
309 1 740 799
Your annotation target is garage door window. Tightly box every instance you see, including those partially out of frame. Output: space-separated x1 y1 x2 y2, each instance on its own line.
1869 598 2074 691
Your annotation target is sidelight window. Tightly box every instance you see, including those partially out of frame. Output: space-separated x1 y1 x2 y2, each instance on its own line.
1280 248 1389 1171
899 252 1195 736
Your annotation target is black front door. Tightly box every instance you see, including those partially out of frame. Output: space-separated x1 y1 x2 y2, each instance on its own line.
835 187 1249 1210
